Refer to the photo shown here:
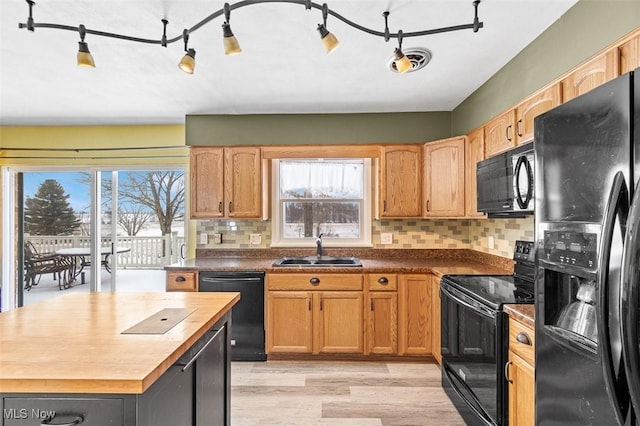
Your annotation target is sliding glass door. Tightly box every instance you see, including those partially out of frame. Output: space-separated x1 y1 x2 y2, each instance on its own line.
10 167 185 307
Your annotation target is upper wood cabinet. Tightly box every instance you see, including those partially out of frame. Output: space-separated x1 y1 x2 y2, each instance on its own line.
465 127 485 218
620 32 640 75
484 109 516 157
379 145 422 218
562 49 620 102
515 83 562 144
423 137 465 217
190 146 262 219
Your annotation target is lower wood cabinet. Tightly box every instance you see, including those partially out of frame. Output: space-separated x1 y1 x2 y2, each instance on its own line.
506 316 535 426
266 272 436 359
398 274 432 355
266 273 363 355
431 275 442 365
366 274 398 355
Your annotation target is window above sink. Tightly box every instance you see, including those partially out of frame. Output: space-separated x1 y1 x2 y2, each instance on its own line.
271 159 372 248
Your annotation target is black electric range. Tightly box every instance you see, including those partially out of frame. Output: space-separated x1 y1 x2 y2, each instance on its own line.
440 240 535 426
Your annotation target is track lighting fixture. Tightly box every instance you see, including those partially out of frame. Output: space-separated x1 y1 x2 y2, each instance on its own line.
393 30 411 74
76 24 95 68
18 0 484 75
317 3 339 54
222 3 242 55
179 29 196 74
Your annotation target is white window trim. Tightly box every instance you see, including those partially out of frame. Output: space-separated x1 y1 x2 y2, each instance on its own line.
270 158 372 248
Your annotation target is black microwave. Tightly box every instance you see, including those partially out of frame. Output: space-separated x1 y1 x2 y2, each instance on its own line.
477 142 534 217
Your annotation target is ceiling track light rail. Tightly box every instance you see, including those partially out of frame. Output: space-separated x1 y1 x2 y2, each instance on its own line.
18 0 483 74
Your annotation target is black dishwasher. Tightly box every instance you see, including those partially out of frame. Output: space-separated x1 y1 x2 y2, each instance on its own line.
198 271 266 361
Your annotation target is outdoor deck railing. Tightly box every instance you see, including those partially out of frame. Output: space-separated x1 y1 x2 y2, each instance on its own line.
25 233 185 268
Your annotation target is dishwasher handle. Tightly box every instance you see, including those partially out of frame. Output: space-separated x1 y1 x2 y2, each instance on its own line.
200 277 263 284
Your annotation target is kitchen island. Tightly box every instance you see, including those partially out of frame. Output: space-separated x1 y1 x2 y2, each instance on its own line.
0 292 239 426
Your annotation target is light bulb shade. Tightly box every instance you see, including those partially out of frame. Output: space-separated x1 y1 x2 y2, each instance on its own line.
77 41 95 67
317 24 339 54
222 22 242 55
394 48 411 74
179 48 196 74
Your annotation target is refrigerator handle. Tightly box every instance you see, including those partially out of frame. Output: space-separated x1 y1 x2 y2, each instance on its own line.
621 180 640 419
596 171 629 426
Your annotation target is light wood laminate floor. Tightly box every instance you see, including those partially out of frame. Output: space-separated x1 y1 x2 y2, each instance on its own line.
231 361 465 426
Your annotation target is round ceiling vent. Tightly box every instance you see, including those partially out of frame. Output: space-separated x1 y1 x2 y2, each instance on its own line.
388 47 432 73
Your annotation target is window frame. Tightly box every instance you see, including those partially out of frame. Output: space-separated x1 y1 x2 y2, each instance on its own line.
271 158 372 248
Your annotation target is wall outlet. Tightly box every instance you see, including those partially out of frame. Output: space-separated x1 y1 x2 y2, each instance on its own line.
200 233 208 245
213 233 223 244
380 233 393 245
250 234 262 245
488 235 495 249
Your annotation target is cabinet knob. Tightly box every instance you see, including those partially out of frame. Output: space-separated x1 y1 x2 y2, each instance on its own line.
378 277 389 284
516 332 532 346
175 276 186 282
309 277 320 285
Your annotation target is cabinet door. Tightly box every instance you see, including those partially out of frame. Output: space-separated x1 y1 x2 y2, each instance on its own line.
266 291 313 353
562 49 619 102
430 276 441 365
464 127 485 218
190 147 225 219
224 147 262 218
423 137 465 217
398 274 432 355
317 291 364 354
515 83 562 144
379 145 422 217
366 292 398 354
484 109 516 157
507 352 535 426
620 32 640 75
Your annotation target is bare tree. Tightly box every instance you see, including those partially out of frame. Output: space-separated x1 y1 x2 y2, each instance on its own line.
119 171 185 235
117 206 153 236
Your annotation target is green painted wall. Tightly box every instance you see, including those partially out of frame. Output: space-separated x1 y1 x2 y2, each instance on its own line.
452 0 640 135
186 112 452 146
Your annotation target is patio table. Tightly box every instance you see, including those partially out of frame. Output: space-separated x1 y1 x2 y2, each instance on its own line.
56 246 131 284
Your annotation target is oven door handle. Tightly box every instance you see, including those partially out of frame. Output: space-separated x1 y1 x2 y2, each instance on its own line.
441 285 496 320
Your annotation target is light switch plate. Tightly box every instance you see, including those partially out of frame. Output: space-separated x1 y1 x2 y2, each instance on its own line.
380 233 393 245
250 234 262 245
213 233 223 244
488 235 495 249
200 233 208 245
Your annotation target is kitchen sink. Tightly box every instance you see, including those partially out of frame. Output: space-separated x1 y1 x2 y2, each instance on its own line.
272 256 362 267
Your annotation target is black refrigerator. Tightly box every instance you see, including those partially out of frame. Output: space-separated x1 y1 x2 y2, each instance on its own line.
534 69 640 425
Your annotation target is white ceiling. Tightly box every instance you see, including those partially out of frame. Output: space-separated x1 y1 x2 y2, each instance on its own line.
0 0 578 126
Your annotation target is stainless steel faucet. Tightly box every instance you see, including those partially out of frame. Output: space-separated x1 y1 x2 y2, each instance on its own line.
315 233 324 257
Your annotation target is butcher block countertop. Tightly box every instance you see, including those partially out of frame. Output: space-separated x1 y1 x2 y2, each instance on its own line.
0 292 239 394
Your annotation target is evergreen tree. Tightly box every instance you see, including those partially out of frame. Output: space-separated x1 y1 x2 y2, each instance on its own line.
25 179 80 235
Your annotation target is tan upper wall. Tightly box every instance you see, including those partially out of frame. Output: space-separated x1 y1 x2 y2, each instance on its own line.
186 112 452 146
452 0 640 135
0 125 188 166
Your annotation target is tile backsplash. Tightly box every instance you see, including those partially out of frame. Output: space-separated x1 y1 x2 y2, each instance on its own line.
196 216 534 259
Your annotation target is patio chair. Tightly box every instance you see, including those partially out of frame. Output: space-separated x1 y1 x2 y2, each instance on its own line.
24 241 76 291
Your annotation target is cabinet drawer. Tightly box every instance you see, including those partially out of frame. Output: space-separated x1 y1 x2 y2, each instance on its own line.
2 397 124 425
166 271 197 292
367 274 397 291
509 317 535 366
267 273 363 291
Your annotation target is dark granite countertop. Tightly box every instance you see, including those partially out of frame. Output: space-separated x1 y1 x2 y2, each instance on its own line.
165 248 513 278
504 304 535 328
